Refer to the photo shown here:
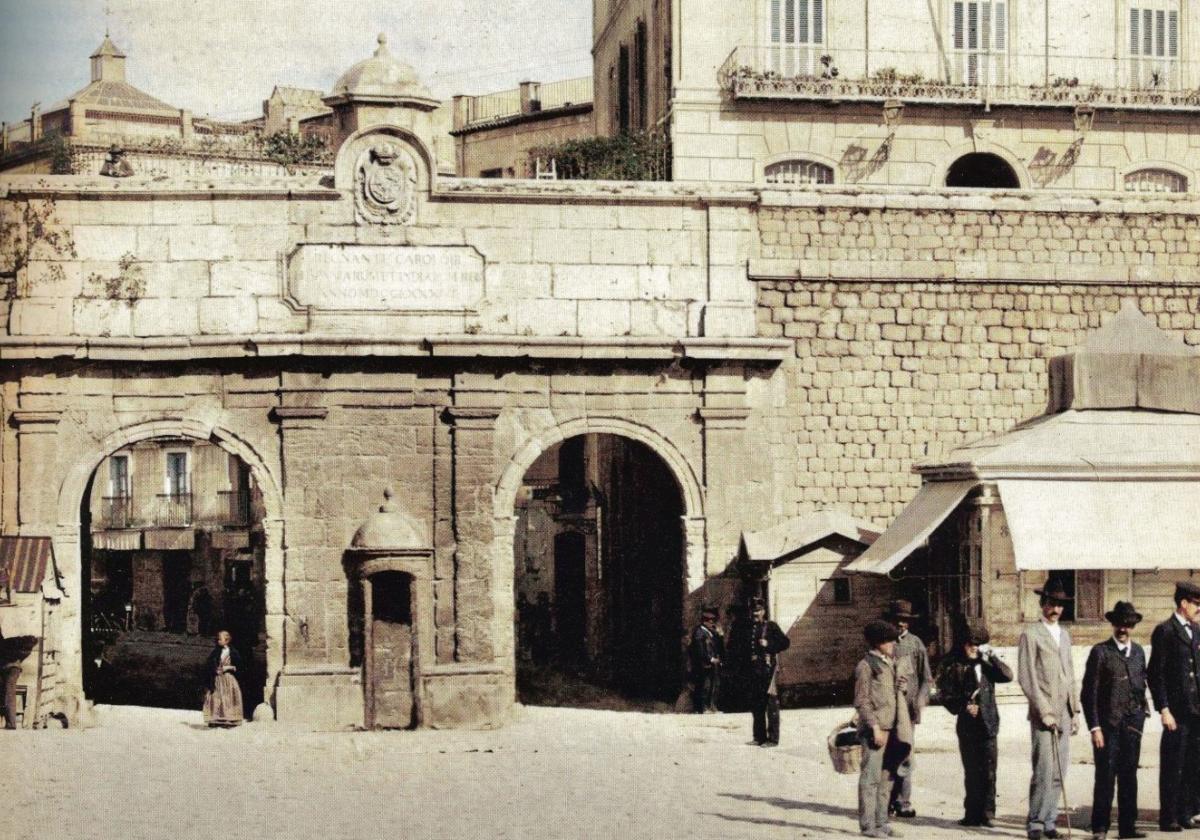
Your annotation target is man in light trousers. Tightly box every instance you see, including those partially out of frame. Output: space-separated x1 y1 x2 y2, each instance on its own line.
1018 579 1079 840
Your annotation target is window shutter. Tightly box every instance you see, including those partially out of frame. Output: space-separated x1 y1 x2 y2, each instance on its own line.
1143 9 1153 55
1130 9 1140 54
813 0 824 42
1168 10 1178 57
771 0 781 43
1155 10 1165 57
981 2 991 51
968 2 978 50
798 0 808 43
994 3 1006 51
785 0 795 44
954 2 965 50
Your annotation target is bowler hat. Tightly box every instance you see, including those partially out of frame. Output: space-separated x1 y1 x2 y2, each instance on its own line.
962 620 991 646
883 599 920 621
1174 580 1200 604
864 619 900 647
1104 600 1142 626
1034 579 1073 604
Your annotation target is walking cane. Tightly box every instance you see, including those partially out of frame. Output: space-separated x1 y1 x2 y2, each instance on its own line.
1050 725 1072 840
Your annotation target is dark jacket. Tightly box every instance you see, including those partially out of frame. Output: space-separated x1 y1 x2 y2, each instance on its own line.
688 624 722 676
1081 638 1148 731
938 649 1014 738
1147 615 1200 717
203 644 243 692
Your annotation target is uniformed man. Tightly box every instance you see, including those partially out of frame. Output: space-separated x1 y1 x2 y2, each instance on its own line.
1081 600 1149 840
884 599 932 820
1147 580 1200 833
729 597 790 746
938 619 1013 828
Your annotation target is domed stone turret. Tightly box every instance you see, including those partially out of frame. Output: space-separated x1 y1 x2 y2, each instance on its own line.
325 33 437 108
351 487 430 551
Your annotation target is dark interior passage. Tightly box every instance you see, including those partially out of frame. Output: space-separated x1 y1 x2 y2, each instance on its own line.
945 152 1020 188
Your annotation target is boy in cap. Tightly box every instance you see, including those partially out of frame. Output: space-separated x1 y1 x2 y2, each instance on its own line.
1081 601 1149 840
854 619 912 838
884 599 932 819
938 619 1013 828
688 606 723 713
1147 580 1200 832
1018 578 1079 840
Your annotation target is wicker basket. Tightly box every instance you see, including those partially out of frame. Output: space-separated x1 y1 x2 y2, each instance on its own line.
827 720 864 774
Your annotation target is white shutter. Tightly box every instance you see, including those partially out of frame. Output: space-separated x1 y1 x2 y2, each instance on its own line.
1128 3 1181 88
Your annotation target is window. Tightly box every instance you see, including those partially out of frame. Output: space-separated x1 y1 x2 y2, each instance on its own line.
109 455 130 498
766 0 825 76
765 158 834 185
1125 167 1188 192
950 1 1007 86
165 452 188 498
1128 2 1180 88
618 45 631 134
831 575 852 605
634 19 649 131
1047 569 1105 622
479 168 504 179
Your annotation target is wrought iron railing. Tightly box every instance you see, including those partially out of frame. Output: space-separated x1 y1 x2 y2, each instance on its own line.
719 46 1200 110
100 496 132 530
155 493 193 527
215 490 250 526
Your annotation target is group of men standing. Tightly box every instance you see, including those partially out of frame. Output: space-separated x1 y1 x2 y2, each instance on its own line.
852 579 1200 840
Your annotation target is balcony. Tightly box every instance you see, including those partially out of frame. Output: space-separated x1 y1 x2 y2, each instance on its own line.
719 47 1200 112
155 493 193 527
100 496 133 530
214 490 251 527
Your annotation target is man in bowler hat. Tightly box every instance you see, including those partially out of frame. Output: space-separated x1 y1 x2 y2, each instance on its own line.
1018 578 1079 840
1081 601 1149 840
729 596 789 745
854 619 912 838
1147 580 1200 832
688 606 723 713
884 599 932 819
938 619 1013 828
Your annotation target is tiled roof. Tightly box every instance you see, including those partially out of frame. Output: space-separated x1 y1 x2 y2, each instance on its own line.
56 79 177 113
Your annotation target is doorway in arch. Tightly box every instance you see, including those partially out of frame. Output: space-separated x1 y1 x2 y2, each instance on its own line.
945 152 1021 188
513 434 686 705
80 436 267 715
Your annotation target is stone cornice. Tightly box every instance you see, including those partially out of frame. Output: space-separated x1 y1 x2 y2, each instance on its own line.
269 406 329 424
0 334 791 364
9 409 62 428
696 406 752 430
443 406 503 428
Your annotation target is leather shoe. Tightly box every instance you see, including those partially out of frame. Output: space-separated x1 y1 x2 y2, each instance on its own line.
891 807 916 819
959 818 980 827
1028 831 1043 840
979 819 994 828
1117 832 1147 839
1045 831 1061 839
1161 826 1184 833
1181 818 1198 830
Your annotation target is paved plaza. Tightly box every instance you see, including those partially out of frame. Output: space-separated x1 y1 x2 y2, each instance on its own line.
1 702 1171 840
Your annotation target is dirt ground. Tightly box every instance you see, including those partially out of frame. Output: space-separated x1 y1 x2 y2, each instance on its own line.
0 702 1174 840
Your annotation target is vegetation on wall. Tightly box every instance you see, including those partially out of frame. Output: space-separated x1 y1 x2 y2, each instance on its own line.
528 131 671 181
0 200 77 301
253 131 332 166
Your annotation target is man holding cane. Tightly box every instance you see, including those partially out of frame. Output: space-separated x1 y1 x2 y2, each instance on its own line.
1018 579 1079 840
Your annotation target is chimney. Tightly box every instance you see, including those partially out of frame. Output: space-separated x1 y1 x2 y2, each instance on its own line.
519 81 541 114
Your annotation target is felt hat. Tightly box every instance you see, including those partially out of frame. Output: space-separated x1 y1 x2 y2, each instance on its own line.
883 599 920 621
864 619 900 646
1174 580 1200 603
962 620 991 646
1034 579 1072 604
1104 600 1143 626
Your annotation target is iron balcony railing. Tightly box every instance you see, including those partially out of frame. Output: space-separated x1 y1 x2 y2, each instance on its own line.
100 496 132 530
215 490 251 526
155 493 193 527
719 46 1200 111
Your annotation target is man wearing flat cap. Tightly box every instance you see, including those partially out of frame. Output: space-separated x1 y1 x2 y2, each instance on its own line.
938 619 1013 828
854 619 912 838
728 597 789 745
884 600 932 820
1018 578 1079 840
688 606 723 714
1081 601 1149 840
1147 580 1200 832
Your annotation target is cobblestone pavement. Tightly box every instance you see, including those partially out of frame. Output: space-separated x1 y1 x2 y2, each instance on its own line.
1 703 1170 840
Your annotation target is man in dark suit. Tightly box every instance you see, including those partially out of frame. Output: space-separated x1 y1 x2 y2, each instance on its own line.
1147 580 1200 833
1081 601 1149 840
729 597 790 746
688 606 723 713
938 618 1013 828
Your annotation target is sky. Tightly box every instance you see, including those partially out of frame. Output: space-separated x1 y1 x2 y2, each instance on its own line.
0 0 593 123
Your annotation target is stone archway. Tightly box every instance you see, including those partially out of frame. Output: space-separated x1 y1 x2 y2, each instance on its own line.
53 417 284 722
493 416 706 706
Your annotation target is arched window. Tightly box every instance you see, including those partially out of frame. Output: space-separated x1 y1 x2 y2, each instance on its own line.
945 152 1020 188
765 159 834 186
1124 168 1188 193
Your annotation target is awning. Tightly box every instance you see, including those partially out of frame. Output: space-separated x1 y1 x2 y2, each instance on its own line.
997 479 1200 570
91 530 142 551
0 536 52 593
846 480 978 575
144 529 195 551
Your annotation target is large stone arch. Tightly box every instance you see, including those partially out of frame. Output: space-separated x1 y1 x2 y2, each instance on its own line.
490 415 707 699
52 416 285 721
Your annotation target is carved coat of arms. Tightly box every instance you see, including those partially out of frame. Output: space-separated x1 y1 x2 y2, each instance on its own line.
355 141 417 225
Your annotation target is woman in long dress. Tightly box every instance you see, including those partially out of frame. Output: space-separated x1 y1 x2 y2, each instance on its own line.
202 630 244 727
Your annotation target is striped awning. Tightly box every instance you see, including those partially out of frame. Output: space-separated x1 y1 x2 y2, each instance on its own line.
0 536 52 593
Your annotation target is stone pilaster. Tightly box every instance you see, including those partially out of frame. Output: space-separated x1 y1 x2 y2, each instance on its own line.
444 405 501 663
697 367 757 577
12 410 62 531
432 408 457 663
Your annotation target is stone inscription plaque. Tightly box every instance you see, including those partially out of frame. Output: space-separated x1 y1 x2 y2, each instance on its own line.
286 244 484 312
